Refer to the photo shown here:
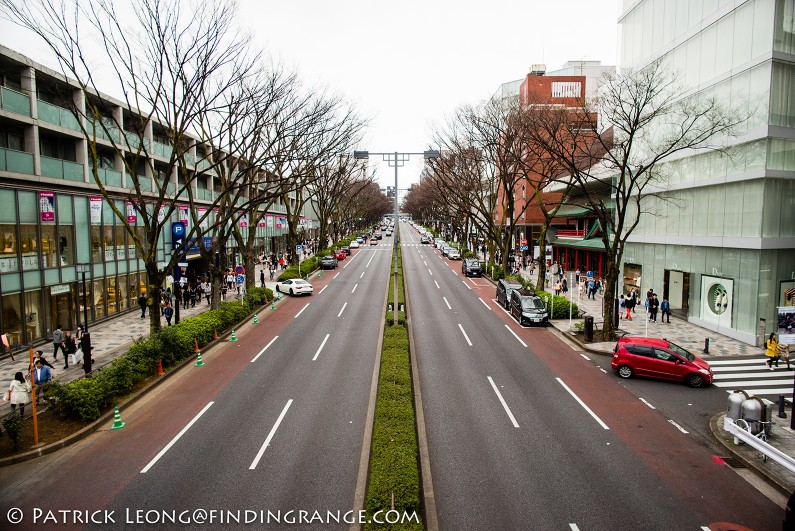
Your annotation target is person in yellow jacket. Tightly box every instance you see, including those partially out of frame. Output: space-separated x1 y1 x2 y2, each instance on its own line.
765 332 780 370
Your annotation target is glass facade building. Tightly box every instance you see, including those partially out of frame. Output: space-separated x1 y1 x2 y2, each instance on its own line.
618 0 795 344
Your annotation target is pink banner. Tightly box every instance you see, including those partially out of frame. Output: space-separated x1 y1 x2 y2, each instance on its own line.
126 201 136 223
179 205 188 225
39 191 55 222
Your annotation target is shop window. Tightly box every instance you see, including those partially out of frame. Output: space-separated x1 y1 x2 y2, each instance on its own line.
24 290 43 342
103 226 114 261
115 225 127 260
1 292 22 350
90 225 102 263
19 224 39 270
40 224 57 268
135 227 146 259
92 278 106 319
106 276 119 315
0 223 18 273
58 225 74 266
623 263 642 295
118 275 129 310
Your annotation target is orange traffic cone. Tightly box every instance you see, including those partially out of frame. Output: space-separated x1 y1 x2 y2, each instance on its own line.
213 328 219 340
194 338 199 353
157 359 165 376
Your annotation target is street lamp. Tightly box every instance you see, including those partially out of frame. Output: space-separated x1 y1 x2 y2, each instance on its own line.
76 263 90 331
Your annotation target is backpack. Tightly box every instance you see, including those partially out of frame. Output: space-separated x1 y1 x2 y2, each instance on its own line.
164 307 173 318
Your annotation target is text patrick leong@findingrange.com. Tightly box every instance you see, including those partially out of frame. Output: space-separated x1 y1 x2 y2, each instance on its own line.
6 508 421 526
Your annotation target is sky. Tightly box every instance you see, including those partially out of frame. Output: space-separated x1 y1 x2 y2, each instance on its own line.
0 0 619 195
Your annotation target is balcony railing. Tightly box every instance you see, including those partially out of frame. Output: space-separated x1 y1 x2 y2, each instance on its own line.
152 140 172 159
97 168 122 187
555 230 586 238
0 87 31 116
37 100 80 131
40 156 84 181
0 147 34 174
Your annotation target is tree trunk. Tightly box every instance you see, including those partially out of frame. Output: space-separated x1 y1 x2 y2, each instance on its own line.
145 266 163 334
600 262 620 341
535 223 549 293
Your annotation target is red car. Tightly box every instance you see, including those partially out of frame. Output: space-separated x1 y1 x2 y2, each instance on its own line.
334 249 346 260
611 336 713 388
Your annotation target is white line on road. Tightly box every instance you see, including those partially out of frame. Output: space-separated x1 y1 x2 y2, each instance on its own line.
434 281 440 289
462 281 471 290
251 336 279 362
318 285 328 295
668 419 689 434
360 271 365 279
487 376 519 428
579 353 591 361
478 298 491 310
141 401 214 473
338 302 348 318
443 297 451 310
504 324 527 348
423 261 427 266
639 397 656 409
570 525 581 531
599 367 607 374
313 333 330 361
351 283 358 293
468 277 478 285
708 359 765 365
249 399 293 470
342 254 356 268
334 273 339 278
458 323 472 346
428 269 433 276
294 303 310 318
365 252 376 268
556 378 610 430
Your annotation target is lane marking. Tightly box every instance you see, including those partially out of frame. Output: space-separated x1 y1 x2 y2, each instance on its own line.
462 281 471 290
580 353 591 361
249 399 293 470
468 277 478 285
639 397 656 410
338 302 348 318
443 297 451 310
428 269 433 276
434 281 440 289
360 271 365 279
251 336 279 362
334 273 339 278
313 333 331 361
504 324 527 348
342 254 357 268
365 252 376 268
556 378 610 430
598 367 607 374
458 323 472 346
570 525 581 531
423 261 427 266
351 283 358 293
141 401 214 473
487 376 519 428
708 359 764 365
668 419 689 434
318 285 328 295
478 298 491 310
294 303 310 318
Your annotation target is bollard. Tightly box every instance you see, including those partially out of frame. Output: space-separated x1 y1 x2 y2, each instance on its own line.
703 338 709 354
779 395 788 419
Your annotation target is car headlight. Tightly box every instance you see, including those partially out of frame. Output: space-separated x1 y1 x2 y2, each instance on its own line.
698 368 710 375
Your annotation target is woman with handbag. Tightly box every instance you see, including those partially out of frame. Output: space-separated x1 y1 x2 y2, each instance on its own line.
7 371 31 417
765 332 780 370
62 330 77 369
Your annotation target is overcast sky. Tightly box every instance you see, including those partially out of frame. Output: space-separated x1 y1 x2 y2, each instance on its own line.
0 0 619 193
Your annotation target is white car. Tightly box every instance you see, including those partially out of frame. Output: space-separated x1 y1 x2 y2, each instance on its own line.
349 240 360 248
275 278 313 296
369 238 379 245
447 248 461 260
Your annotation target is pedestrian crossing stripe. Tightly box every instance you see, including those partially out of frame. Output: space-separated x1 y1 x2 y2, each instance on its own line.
709 358 794 398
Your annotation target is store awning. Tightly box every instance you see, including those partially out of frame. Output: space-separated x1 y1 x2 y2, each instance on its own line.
553 238 608 251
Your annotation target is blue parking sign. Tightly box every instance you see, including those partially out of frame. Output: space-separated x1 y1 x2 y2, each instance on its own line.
236 275 245 284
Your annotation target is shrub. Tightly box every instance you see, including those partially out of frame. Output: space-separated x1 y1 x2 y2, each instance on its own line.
1 412 23 451
244 286 272 306
535 289 579 319
96 357 137 397
62 378 108 422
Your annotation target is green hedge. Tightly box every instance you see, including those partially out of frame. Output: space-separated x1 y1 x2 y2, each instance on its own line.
534 289 579 319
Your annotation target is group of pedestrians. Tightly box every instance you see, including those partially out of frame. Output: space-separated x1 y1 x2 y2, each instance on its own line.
618 289 671 323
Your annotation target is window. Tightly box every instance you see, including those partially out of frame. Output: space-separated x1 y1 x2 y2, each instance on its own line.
1 292 22 350
40 224 57 268
0 223 17 273
58 225 74 266
551 81 582 98
654 348 676 362
19 224 38 270
24 290 42 342
92 278 106 319
90 225 102 263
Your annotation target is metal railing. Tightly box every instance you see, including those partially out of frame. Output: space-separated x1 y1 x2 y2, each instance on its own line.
723 416 795 474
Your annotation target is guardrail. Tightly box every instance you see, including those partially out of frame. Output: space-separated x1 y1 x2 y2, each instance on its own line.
723 416 795 474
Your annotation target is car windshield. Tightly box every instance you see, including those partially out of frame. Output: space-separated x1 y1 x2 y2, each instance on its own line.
468 260 480 267
521 297 545 310
667 341 695 361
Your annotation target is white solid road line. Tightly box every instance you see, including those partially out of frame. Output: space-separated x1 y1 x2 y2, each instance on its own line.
458 323 472 346
342 254 357 268
434 281 440 289
360 271 365 278
338 302 348 318
294 303 310 318
505 324 527 348
423 261 427 266
569 524 581 531
251 336 279 362
462 281 471 290
639 397 656 409
708 359 764 365
443 297 452 310
249 399 293 470
668 419 689 434
478 298 491 310
365 252 376 268
556 378 610 430
428 269 433 276
318 285 328 295
313 333 331 361
141 401 214 473
579 353 591 361
487 376 520 428
351 283 358 293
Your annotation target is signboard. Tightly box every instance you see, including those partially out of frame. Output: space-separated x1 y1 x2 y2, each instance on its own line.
236 275 245 285
519 245 528 251
296 245 303 254
50 284 70 295
126 201 136 223
234 265 245 275
778 306 795 345
39 191 55 222
90 196 103 223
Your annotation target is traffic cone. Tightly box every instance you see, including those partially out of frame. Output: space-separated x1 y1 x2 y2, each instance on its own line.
230 329 237 342
157 359 165 376
277 292 282 301
271 299 276 310
195 351 204 367
194 338 199 353
110 407 126 430
213 328 219 340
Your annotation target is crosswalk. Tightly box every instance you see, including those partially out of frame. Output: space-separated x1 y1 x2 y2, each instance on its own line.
710 358 795 399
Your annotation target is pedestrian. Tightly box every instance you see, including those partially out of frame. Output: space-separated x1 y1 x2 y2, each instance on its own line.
32 358 52 401
554 280 562 296
204 281 212 305
588 279 595 299
660 297 671 323
562 278 568 295
226 271 235 291
52 323 65 360
575 269 580 284
80 334 94 376
183 284 191 308
619 295 625 319
649 294 660 323
138 294 147 319
63 330 77 369
32 350 55 370
624 293 635 320
164 302 174 326
269 265 275 281
6 371 31 417
766 333 780 370
75 324 84 342
164 287 173 306
779 342 791 370
260 269 266 287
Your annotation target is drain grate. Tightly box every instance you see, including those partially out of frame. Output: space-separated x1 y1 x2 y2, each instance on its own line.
716 455 746 468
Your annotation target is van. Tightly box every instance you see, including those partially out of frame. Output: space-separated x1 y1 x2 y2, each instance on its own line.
496 279 523 309
509 289 548 326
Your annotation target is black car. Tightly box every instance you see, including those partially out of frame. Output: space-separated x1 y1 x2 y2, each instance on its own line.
462 258 482 277
341 245 351 255
509 289 548 326
496 279 523 309
320 255 338 269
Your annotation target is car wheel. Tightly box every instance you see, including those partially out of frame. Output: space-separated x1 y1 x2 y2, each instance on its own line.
289 288 294 296
504 300 510 310
686 373 705 388
276 285 280 293
617 365 633 379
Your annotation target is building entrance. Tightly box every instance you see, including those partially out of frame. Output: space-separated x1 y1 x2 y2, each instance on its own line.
51 290 73 333
664 270 690 319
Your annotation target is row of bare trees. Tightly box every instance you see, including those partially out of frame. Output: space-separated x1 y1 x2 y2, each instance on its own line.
1 0 379 333
407 60 743 339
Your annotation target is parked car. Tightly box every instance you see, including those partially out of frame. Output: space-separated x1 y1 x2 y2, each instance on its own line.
275 278 314 296
509 289 548 326
496 279 523 309
334 249 346 260
462 258 482 277
420 236 431 244
440 246 450 257
447 248 461 260
320 256 338 270
341 245 351 255
611 336 713 388
435 240 446 249
350 240 360 248
370 238 379 245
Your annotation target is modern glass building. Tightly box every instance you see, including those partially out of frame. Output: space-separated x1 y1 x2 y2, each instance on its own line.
618 0 795 345
0 45 318 353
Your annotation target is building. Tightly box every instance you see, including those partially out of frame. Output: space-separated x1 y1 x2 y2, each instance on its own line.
0 45 318 353
617 0 795 344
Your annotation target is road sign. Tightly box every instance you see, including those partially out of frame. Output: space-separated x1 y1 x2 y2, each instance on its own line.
520 245 528 251
296 245 303 254
236 275 245 285
234 265 245 275
521 238 527 246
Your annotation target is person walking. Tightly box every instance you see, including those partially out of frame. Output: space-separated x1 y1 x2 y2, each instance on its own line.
660 297 671 323
63 330 77 369
204 280 212 305
138 294 147 319
554 280 562 296
260 269 266 287
80 334 94 376
7 371 31 417
561 278 568 295
587 279 596 299
164 302 174 326
649 294 660 323
52 323 65 361
619 295 625 319
32 350 55 370
32 358 52 401
624 293 635 320
766 333 780 370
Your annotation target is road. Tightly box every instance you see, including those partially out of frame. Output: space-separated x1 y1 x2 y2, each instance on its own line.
0 242 393 529
401 221 781 530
